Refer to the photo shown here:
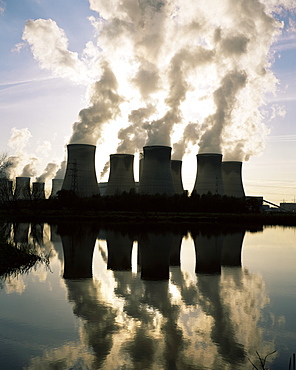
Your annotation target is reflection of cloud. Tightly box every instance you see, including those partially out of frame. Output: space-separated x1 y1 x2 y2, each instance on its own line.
4 276 26 294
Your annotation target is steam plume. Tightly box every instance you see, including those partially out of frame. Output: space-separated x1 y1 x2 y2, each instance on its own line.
36 163 59 183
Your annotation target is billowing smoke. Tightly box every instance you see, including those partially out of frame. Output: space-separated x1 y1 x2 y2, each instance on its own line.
36 163 59 183
20 158 38 177
22 1 296 163
55 160 66 179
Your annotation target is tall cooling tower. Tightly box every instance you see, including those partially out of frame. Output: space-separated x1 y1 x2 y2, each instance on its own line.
14 177 31 200
50 178 63 198
171 160 184 194
105 154 135 196
32 182 45 200
222 161 245 198
193 153 224 196
0 178 13 200
138 145 174 195
62 144 100 198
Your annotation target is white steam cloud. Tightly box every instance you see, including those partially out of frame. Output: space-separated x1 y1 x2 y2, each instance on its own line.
22 0 296 162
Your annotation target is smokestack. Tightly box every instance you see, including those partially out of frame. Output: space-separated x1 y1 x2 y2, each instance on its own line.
62 144 100 198
32 182 45 200
139 145 175 195
171 160 184 194
105 154 136 196
193 153 224 196
222 161 245 198
14 177 31 200
50 178 64 198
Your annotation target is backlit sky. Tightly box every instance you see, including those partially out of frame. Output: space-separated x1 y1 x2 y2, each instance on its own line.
0 0 295 204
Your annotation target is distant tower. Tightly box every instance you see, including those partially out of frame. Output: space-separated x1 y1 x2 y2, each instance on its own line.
171 160 184 194
50 178 64 198
139 145 174 195
32 182 45 200
62 144 100 198
14 177 31 200
105 154 135 196
193 153 224 196
222 161 245 198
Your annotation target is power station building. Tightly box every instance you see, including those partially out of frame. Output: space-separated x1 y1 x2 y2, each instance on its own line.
62 144 100 198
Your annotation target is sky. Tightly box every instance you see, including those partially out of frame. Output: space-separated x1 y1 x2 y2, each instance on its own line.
0 0 295 204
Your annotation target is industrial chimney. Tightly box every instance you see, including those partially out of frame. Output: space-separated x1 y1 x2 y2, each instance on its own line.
193 153 224 196
105 154 136 196
32 182 45 200
139 145 175 195
62 144 100 198
50 178 63 198
171 160 184 194
222 161 245 198
14 177 31 200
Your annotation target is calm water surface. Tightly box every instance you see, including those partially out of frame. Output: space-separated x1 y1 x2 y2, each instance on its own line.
0 223 295 369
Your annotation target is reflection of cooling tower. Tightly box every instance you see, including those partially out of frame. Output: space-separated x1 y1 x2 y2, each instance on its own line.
221 232 245 267
13 223 30 244
0 178 13 200
193 153 224 195
194 234 224 274
50 178 63 198
139 146 174 195
32 182 45 200
169 234 183 266
222 161 245 198
30 223 44 245
171 160 184 194
14 177 31 200
105 154 136 196
138 232 173 280
61 225 97 279
106 230 133 270
62 144 100 198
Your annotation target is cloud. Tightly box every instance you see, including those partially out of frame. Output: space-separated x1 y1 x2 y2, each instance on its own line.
0 1 5 15
22 19 91 84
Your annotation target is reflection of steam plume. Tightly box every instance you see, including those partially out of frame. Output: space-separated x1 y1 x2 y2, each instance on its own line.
60 224 97 278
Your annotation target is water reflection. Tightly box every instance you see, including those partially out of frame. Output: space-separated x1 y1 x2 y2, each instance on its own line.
1 222 283 369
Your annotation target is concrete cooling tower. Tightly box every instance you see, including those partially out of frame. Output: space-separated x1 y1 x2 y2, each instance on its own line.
222 161 245 198
0 178 13 200
62 144 100 198
193 153 224 196
32 182 45 200
171 160 184 194
50 178 63 198
138 145 175 195
105 154 136 196
14 177 31 200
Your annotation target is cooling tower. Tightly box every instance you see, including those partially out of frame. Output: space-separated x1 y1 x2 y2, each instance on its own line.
105 154 136 196
32 182 45 200
171 160 184 194
50 178 63 198
14 177 31 200
138 145 175 195
0 178 13 201
222 161 245 198
193 153 224 196
62 144 100 197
